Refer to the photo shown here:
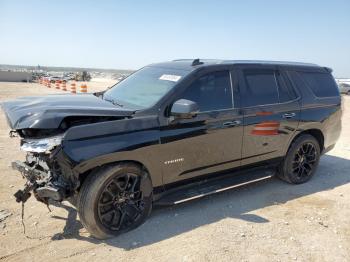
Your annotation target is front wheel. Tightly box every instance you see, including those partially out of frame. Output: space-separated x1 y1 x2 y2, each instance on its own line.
278 134 321 184
77 163 153 239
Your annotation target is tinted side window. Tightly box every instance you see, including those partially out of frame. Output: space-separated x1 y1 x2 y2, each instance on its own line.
298 72 339 97
243 70 279 107
181 71 232 111
276 72 297 103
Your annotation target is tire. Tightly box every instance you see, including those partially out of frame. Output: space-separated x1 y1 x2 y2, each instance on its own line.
77 163 153 239
278 134 321 184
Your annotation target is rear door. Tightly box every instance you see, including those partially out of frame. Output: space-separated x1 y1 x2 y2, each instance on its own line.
237 65 301 166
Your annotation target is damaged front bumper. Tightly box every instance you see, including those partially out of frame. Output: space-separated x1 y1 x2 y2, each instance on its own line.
12 158 71 204
12 145 79 204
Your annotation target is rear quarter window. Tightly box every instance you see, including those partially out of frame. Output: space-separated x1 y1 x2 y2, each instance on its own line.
298 71 339 97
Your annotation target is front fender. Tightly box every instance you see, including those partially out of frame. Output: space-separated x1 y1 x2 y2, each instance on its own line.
61 116 163 187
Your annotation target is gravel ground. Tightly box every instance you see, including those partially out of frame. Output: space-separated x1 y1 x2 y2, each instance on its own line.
0 82 349 262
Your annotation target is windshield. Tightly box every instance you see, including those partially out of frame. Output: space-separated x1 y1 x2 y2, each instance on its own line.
103 66 190 109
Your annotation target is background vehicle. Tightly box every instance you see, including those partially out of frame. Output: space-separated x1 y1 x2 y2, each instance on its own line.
46 75 69 83
74 71 91 81
2 59 342 239
338 82 350 95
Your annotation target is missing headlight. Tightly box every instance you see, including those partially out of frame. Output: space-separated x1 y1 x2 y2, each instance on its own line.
20 135 63 153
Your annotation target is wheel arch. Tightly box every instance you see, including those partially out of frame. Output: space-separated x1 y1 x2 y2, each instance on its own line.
76 160 155 192
287 128 325 154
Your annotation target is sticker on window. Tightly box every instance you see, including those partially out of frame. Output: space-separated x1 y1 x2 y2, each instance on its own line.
159 74 182 82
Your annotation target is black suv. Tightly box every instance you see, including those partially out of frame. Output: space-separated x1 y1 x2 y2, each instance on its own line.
2 59 342 239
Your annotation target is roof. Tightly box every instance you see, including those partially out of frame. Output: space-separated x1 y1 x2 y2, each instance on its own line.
150 59 323 71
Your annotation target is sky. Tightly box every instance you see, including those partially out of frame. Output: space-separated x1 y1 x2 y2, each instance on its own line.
0 0 349 77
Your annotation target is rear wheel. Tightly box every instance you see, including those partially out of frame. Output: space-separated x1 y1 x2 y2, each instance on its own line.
278 134 321 184
77 163 153 239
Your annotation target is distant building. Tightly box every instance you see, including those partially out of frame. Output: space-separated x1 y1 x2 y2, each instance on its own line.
0 71 32 82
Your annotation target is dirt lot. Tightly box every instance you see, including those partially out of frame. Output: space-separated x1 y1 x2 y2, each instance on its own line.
0 82 349 262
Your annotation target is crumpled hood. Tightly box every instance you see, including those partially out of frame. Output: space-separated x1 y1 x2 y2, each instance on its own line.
1 94 134 129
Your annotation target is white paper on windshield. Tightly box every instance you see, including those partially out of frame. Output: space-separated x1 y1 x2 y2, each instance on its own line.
159 74 182 82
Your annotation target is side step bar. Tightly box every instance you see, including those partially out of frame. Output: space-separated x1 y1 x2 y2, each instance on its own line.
155 169 275 206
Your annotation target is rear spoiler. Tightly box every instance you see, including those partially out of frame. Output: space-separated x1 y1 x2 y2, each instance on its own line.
324 67 333 73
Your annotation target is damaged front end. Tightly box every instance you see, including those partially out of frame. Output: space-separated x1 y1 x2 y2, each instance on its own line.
1 94 135 206
12 132 78 206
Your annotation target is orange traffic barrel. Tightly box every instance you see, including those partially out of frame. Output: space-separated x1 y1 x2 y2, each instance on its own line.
80 83 87 93
62 81 67 91
55 80 60 89
47 80 51 88
70 82 76 94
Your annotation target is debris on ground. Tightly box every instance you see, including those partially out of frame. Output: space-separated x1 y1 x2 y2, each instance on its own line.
0 209 12 222
318 221 329 228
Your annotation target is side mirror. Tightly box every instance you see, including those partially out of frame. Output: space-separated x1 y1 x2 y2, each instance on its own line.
171 99 199 119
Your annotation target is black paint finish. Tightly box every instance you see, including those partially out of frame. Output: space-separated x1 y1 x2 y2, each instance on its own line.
2 60 342 198
1 94 133 129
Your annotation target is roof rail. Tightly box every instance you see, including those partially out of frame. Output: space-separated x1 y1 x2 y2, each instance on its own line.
171 58 204 66
172 59 193 62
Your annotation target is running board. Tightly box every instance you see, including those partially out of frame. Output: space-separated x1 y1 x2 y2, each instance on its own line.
155 169 275 206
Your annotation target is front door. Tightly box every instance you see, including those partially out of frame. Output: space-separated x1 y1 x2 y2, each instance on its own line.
160 69 243 185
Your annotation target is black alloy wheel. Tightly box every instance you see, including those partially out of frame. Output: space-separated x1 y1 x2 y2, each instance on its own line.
291 142 318 180
77 163 153 239
97 173 145 231
278 134 321 184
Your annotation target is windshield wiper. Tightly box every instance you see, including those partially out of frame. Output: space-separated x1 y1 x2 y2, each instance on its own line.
103 95 124 107
112 100 124 107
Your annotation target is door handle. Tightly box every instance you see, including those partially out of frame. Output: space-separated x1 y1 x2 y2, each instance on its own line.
282 113 296 119
223 120 241 127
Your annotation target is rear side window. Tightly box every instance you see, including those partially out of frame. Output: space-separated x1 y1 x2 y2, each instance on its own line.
242 69 296 107
181 71 232 111
298 72 339 97
243 70 279 107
